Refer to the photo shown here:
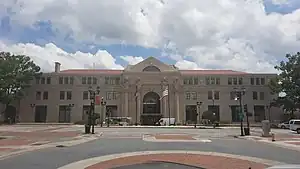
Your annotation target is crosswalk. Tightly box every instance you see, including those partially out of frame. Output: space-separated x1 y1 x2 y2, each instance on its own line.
100 132 144 138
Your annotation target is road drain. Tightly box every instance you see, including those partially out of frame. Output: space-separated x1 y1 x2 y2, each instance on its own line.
56 145 67 148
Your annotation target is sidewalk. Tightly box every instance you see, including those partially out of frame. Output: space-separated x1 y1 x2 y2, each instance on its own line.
236 129 300 151
0 126 101 160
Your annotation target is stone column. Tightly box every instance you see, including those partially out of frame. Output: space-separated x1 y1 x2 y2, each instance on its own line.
136 92 141 124
175 92 180 122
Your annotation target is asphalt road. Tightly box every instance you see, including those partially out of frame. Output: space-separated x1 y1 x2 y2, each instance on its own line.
0 127 299 169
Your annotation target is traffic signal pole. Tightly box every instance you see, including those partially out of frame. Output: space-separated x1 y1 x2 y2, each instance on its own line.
245 104 250 131
239 92 244 136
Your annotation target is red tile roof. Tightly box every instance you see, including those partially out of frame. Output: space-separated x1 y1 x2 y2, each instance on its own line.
180 70 248 75
59 69 248 75
60 69 123 74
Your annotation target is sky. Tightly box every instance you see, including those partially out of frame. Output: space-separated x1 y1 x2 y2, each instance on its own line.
1 0 300 73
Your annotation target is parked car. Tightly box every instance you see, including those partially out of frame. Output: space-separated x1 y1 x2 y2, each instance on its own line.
267 165 300 169
289 119 300 134
277 121 290 129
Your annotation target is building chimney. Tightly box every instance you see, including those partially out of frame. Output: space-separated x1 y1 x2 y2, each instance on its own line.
54 62 61 73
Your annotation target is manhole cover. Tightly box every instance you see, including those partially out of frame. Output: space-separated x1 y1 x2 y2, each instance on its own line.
111 161 205 169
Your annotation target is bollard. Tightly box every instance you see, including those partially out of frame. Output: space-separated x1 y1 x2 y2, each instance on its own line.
271 133 275 142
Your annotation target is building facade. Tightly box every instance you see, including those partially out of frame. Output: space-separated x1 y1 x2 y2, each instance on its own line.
17 57 282 124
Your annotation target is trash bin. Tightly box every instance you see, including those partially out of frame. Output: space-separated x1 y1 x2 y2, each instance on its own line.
244 127 250 135
85 125 91 134
262 120 271 137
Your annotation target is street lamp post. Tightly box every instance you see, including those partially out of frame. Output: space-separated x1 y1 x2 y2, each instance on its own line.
30 104 36 120
88 86 100 134
234 87 246 136
196 101 202 128
100 97 107 127
67 104 74 122
106 108 111 127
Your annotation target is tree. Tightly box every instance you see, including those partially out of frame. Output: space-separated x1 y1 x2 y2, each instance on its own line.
0 52 41 121
269 52 300 117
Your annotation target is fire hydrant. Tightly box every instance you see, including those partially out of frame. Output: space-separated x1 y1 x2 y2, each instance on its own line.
271 133 275 142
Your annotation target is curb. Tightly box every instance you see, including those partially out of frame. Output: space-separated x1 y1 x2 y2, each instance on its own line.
57 150 285 169
235 135 300 152
95 126 223 129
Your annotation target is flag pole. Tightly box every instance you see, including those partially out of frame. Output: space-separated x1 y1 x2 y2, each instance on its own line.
168 83 171 126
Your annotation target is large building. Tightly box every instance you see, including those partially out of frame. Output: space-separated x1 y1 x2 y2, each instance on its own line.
15 57 283 124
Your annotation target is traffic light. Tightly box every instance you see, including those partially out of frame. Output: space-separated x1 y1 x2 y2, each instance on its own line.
243 104 248 114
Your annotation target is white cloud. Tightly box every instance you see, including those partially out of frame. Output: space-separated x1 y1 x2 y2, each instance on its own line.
0 41 123 72
175 60 201 70
120 56 144 65
2 0 300 72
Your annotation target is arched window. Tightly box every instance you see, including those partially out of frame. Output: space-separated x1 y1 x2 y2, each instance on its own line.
142 66 160 72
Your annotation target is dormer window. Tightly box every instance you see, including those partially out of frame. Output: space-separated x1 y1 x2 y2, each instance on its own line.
143 66 160 72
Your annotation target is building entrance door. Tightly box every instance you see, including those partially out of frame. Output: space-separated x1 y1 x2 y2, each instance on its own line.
141 92 161 125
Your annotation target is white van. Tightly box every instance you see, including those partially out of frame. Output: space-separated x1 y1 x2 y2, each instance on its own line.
156 118 176 126
289 119 300 134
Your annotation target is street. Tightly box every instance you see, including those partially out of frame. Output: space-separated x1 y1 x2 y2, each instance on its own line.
0 125 299 169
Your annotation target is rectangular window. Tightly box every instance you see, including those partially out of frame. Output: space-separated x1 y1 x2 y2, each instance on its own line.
59 77 63 84
92 77 97 84
112 92 117 100
238 78 243 85
216 77 220 85
208 91 213 100
230 91 236 100
66 91 72 100
110 78 115 85
261 78 265 85
83 91 89 100
87 77 92 84
251 78 254 85
116 77 120 85
64 77 69 84
252 91 258 100
106 92 112 100
211 77 215 85
185 92 191 100
206 77 210 85
183 78 188 85
233 77 237 85
228 77 232 85
60 91 65 100
82 77 86 84
36 77 40 84
43 91 48 100
105 77 109 84
194 78 198 85
41 77 45 84
192 92 197 100
256 78 260 85
36 91 41 100
188 77 193 85
214 91 220 100
259 92 265 100
46 77 51 84
70 77 74 85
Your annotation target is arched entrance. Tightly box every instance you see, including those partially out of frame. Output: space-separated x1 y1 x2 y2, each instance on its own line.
141 92 162 125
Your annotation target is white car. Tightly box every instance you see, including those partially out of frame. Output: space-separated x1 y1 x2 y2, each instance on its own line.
277 121 289 129
267 165 300 169
289 119 300 134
